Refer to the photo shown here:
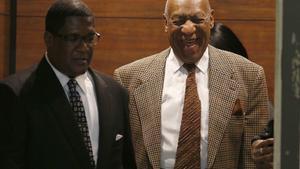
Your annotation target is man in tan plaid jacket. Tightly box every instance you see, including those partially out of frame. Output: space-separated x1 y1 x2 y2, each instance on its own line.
114 0 270 168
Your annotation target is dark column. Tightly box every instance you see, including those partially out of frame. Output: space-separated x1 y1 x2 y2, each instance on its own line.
280 0 300 168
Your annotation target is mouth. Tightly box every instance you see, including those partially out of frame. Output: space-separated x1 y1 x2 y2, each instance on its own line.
73 57 89 64
182 38 200 50
178 37 204 57
183 38 200 47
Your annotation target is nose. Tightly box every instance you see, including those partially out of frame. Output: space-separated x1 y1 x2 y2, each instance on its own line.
76 39 90 52
180 20 196 35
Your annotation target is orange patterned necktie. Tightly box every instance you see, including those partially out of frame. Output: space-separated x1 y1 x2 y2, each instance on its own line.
174 64 201 169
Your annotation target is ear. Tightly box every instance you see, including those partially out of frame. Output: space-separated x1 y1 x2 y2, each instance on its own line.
209 9 215 29
210 21 214 29
44 31 54 48
163 13 168 32
164 25 168 32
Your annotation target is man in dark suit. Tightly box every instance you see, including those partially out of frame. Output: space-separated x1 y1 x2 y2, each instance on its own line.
0 0 135 169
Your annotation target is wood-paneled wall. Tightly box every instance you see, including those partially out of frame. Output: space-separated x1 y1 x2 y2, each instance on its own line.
5 0 276 100
0 1 10 78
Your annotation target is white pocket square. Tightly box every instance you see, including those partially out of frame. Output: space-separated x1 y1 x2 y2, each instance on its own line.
115 134 123 141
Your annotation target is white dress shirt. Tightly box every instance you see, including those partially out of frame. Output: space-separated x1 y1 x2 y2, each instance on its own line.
160 48 209 169
46 54 99 164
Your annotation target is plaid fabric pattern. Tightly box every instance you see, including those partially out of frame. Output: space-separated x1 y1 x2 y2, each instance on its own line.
114 46 269 169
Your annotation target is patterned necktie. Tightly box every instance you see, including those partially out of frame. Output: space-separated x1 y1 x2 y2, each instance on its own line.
174 64 201 169
67 79 95 168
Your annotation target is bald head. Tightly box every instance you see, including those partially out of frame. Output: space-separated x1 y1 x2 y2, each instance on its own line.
163 0 214 64
164 0 212 19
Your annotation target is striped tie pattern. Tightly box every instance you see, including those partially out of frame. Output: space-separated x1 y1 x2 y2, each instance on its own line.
174 64 201 169
68 79 95 168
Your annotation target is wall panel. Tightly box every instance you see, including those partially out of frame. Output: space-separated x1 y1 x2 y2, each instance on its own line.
16 17 168 72
16 17 45 71
18 0 165 18
18 0 274 19
0 16 9 78
0 1 9 79
92 18 168 74
0 0 9 15
211 0 275 20
15 0 275 100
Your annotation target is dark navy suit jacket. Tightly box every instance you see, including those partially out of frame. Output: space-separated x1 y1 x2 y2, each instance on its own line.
0 57 136 169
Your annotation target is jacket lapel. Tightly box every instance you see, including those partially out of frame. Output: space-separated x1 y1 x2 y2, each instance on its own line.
36 57 92 169
207 46 240 168
133 48 170 168
89 70 115 168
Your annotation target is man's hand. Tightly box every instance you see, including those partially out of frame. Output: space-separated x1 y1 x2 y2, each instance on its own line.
251 138 274 169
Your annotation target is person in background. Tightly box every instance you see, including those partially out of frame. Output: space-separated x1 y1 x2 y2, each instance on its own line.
114 0 270 168
210 22 248 58
210 22 274 169
0 0 136 169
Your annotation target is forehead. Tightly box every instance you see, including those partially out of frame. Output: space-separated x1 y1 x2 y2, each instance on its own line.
167 0 209 17
60 16 95 33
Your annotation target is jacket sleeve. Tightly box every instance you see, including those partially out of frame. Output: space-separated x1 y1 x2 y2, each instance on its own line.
0 84 24 169
239 66 270 168
121 87 137 169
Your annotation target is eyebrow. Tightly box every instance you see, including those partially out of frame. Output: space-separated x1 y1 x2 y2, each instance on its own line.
170 13 208 20
63 30 96 35
170 10 208 17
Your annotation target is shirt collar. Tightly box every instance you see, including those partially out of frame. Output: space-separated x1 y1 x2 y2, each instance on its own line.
45 52 89 94
168 47 209 74
167 47 209 73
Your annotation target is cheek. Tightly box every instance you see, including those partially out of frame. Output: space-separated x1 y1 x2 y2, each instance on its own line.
169 30 182 46
54 43 72 55
198 26 210 39
88 46 94 54
59 48 76 65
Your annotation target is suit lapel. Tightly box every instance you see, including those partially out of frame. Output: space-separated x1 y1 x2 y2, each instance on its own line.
207 46 240 168
133 48 170 168
89 70 115 168
36 58 92 169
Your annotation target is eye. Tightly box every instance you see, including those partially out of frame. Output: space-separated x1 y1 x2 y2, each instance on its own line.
172 19 185 26
64 34 80 42
87 36 94 42
191 17 205 24
85 33 96 42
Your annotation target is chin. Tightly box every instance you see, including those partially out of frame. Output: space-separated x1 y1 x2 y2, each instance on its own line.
72 69 88 77
180 53 201 63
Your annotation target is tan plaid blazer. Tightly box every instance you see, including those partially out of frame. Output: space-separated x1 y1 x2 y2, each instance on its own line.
114 46 269 169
